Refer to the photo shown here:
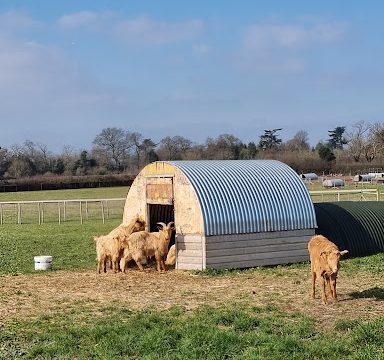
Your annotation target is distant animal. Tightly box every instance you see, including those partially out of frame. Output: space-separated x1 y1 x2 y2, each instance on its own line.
121 222 175 273
94 214 146 274
308 235 349 304
165 244 176 266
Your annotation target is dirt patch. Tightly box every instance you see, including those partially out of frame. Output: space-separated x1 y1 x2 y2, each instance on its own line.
1 267 383 329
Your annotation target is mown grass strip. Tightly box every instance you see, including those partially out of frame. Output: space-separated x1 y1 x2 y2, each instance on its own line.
1 305 383 360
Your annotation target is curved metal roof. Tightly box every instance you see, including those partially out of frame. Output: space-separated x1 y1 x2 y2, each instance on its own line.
167 160 317 236
315 201 384 257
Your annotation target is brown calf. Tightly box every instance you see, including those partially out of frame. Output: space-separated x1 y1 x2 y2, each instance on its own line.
308 235 349 304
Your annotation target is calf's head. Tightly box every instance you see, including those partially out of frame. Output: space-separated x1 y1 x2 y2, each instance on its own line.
321 249 349 274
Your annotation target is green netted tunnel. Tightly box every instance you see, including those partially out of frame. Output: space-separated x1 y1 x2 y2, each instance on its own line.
314 202 384 257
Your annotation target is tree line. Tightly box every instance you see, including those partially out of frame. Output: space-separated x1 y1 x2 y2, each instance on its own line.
0 121 383 180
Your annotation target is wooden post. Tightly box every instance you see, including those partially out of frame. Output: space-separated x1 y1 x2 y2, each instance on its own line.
17 203 21 224
38 202 41 225
101 200 105 224
63 201 67 222
41 202 44 224
80 201 83 224
0 203 3 225
85 201 89 220
58 202 61 224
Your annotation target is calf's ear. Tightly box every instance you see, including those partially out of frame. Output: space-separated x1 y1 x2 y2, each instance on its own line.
340 250 349 256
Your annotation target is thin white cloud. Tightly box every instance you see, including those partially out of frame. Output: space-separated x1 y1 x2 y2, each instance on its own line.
58 11 99 28
0 10 41 31
57 10 115 29
114 16 204 45
239 21 347 72
243 22 347 50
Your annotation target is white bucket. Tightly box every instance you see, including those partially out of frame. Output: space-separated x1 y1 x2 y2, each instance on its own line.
34 256 53 271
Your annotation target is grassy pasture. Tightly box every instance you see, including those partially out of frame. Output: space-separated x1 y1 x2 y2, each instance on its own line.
0 187 129 225
306 182 384 202
0 187 383 359
0 186 130 202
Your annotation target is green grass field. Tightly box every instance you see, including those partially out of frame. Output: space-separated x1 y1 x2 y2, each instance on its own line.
0 186 130 202
0 187 129 225
1 187 383 359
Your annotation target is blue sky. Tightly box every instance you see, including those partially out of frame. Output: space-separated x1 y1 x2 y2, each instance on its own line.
0 1 383 153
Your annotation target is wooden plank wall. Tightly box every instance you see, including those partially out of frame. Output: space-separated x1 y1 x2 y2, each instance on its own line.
205 229 314 270
175 229 315 270
176 234 205 270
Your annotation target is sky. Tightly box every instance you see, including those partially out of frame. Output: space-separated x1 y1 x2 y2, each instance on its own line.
0 1 383 153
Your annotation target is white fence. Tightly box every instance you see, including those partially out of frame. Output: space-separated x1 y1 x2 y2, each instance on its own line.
0 198 126 225
309 189 382 202
1 189 383 225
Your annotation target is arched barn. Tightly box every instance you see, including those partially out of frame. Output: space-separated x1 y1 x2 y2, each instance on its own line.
123 160 317 270
314 201 384 257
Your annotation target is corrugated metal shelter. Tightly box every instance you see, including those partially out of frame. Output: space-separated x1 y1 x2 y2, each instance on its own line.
301 173 318 181
353 174 373 182
314 202 384 257
323 178 344 188
123 160 317 270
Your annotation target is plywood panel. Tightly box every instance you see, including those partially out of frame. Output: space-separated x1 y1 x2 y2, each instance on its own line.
176 262 203 270
206 236 310 251
175 234 204 270
206 255 309 270
206 241 307 258
206 249 309 265
202 229 313 270
205 229 314 243
177 242 202 251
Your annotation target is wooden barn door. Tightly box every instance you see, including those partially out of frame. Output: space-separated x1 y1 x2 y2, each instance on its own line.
145 176 175 246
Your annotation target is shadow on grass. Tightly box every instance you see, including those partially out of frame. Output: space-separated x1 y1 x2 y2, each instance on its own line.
349 287 384 300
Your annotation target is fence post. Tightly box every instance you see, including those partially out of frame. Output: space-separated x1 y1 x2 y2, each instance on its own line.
64 201 67 222
80 201 83 224
38 202 41 225
17 203 22 224
101 200 105 224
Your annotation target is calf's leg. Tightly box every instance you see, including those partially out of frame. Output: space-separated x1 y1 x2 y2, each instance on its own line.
310 271 317 299
319 274 327 305
330 274 337 302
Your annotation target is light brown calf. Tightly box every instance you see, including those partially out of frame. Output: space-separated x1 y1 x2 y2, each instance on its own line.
308 235 348 304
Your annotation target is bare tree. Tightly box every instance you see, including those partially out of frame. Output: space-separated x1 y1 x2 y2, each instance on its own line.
127 131 144 169
60 146 78 175
158 135 192 160
364 122 384 162
93 127 132 170
345 121 369 162
285 130 310 151
205 134 242 159
0 147 10 177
